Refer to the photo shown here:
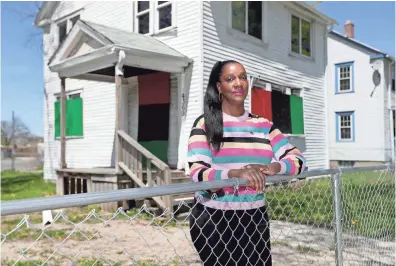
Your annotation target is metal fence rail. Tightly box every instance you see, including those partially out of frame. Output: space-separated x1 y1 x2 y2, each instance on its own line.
1 165 395 266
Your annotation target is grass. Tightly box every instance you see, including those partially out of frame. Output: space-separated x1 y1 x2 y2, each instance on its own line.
266 170 395 239
4 260 43 266
1 170 56 201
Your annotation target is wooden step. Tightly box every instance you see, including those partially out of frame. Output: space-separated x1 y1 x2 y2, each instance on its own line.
170 169 188 178
171 176 191 184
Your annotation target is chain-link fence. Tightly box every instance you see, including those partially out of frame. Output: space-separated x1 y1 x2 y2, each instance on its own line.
1 165 395 265
1 144 44 172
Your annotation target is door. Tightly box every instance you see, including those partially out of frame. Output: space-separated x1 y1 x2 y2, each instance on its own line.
137 72 171 164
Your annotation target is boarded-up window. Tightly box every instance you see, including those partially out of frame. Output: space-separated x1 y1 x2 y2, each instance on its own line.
251 87 272 121
54 95 83 138
137 72 170 163
290 95 304 134
251 87 304 135
271 90 292 134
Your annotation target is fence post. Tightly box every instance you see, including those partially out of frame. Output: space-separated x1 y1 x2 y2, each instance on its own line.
332 172 343 266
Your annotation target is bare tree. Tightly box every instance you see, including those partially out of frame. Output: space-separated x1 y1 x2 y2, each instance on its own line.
1 113 31 147
1 112 31 170
4 1 45 52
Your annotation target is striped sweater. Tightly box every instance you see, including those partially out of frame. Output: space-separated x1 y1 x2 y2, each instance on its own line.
187 111 306 210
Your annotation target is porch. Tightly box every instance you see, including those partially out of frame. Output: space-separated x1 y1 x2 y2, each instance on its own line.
49 20 193 212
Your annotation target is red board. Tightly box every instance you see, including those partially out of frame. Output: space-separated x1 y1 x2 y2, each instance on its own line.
138 72 170 105
251 87 272 121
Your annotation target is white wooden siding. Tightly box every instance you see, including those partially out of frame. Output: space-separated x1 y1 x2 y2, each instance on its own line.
327 36 386 162
42 1 134 181
154 1 203 169
42 1 202 179
202 1 329 170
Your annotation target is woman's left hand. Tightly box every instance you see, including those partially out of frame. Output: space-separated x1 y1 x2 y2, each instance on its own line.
241 163 281 176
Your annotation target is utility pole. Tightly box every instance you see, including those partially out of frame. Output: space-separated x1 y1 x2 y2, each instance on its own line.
11 111 16 171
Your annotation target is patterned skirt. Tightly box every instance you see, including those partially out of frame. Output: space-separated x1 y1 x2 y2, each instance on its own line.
189 200 272 266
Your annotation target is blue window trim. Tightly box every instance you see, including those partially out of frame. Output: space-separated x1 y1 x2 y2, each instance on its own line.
335 111 355 142
335 61 354 94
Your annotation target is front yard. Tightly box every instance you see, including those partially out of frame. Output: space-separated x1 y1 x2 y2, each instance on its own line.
1 168 394 265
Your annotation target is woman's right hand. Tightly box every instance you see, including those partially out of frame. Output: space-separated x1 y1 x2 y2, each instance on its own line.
228 168 266 192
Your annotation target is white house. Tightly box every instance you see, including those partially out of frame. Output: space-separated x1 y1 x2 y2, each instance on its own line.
34 1 336 195
327 20 395 168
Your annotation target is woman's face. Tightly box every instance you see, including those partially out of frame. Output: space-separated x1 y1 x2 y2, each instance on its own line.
216 63 249 104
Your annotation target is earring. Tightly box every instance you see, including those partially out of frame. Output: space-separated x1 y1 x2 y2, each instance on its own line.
219 93 223 102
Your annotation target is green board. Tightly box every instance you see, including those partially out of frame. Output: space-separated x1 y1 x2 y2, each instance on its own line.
66 98 83 137
138 140 169 167
54 101 60 138
54 98 83 138
290 95 304 134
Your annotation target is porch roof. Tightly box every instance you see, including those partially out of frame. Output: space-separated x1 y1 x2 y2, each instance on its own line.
49 20 193 78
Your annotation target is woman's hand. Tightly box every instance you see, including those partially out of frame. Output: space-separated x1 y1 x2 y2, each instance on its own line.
242 162 281 176
228 168 265 192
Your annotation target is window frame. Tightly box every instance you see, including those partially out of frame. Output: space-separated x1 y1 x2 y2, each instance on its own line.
289 12 313 59
335 61 355 94
135 1 151 35
228 1 268 46
335 111 355 142
56 12 82 45
134 1 176 36
54 89 84 139
250 78 305 137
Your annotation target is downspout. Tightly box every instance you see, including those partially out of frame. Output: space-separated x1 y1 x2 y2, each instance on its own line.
388 58 395 165
180 61 193 172
247 75 255 113
324 23 334 169
115 50 126 76
114 49 126 173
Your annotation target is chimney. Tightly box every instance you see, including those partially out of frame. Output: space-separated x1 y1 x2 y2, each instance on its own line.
344 20 354 39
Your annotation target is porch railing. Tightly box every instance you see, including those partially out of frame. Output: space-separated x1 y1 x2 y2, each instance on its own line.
117 130 172 211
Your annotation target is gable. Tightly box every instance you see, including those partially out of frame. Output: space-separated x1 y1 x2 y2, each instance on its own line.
66 36 103 60
49 20 111 65
48 19 192 77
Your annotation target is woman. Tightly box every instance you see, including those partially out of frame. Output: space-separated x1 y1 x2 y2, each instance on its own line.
187 60 306 266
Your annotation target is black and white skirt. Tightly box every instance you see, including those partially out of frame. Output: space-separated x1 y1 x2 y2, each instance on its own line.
189 201 272 266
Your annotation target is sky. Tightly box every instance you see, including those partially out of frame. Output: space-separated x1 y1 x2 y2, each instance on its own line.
1 1 395 137
1 2 44 136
